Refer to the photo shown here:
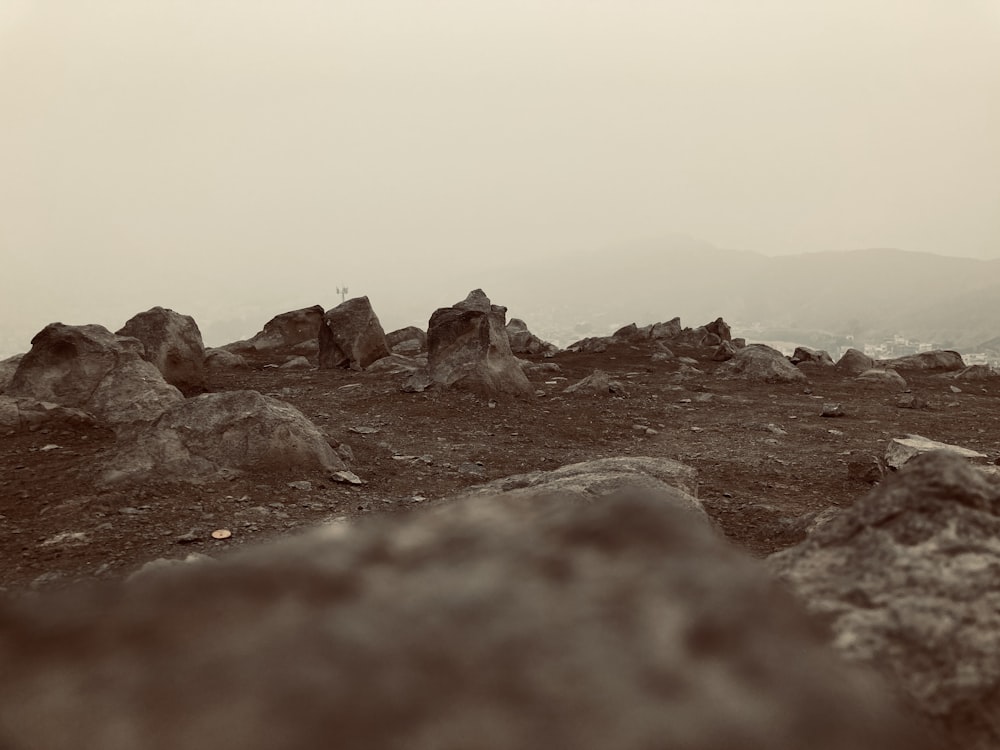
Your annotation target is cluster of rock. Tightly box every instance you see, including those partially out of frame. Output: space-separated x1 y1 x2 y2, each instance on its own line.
0 458 930 750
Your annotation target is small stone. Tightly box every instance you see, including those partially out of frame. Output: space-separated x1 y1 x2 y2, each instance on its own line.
287 480 313 492
350 426 379 435
821 403 845 418
39 444 61 451
331 470 364 485
175 531 200 544
950 385 962 393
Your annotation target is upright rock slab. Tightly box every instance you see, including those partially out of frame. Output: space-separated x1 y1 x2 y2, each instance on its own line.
117 306 207 394
101 390 346 484
426 289 533 397
0 487 926 750
318 296 390 370
771 452 1000 750
224 305 324 357
7 323 182 425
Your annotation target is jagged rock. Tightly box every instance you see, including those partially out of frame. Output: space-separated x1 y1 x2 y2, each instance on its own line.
857 368 907 388
116 307 207 394
0 396 97 434
770 452 1000 750
100 390 347 484
712 341 736 361
7 323 183 425
705 317 732 342
279 356 312 370
610 322 644 342
506 318 558 356
318 296 390 371
879 350 965 372
565 336 609 353
792 347 834 366
386 326 427 353
835 348 874 375
204 348 249 371
0 353 23 393
718 344 808 383
673 326 711 347
366 354 424 374
650 317 682 339
564 369 628 397
0 484 925 750
223 305 324 356
426 290 533 397
884 434 988 469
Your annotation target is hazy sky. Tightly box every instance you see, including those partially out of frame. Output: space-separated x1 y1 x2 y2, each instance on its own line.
1 1 999 353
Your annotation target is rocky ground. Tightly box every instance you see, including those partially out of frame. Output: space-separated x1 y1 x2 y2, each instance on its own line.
3 337 998 592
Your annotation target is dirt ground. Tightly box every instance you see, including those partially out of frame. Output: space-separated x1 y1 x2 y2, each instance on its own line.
3 340 999 592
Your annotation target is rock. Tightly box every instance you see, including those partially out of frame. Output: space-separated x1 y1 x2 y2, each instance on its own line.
7 323 183 425
770 452 1000 750
318 296 390 371
564 336 608 353
651 351 674 363
857 368 907 388
821 403 845 417
223 305 324 356
0 487 926 750
672 326 711 347
649 317 682 340
701 332 722 347
365 354 424 374
116 307 207 395
896 393 928 409
712 341 736 361
879 350 965 372
0 353 24 393
846 455 886 484
884 434 988 469
611 323 644 342
791 347 834 366
126 553 214 585
385 326 427 352
834 348 874 375
705 317 732 342
732 337 746 348
949 384 962 393
564 369 628 397
950 365 995 381
0 396 97 433
506 318 558 356
401 369 432 393
204 348 249 371
718 344 808 383
425 290 533 397
279 356 312 370
100 390 347 484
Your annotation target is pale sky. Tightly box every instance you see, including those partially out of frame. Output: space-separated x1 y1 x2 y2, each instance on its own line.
2 1 999 354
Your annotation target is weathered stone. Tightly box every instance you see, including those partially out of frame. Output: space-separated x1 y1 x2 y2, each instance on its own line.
896 393 928 409
223 305 324 356
100 390 347 484
718 344 807 383
712 341 736 361
0 483 925 750
0 353 23 393
705 317 732 342
116 307 207 395
318 297 390 371
564 369 628 397
846 455 885 484
0 396 97 433
565 336 609 353
279 356 312 370
821 403 845 417
386 326 427 352
365 354 424 374
506 318 558 356
650 317 682 340
835 348 874 375
879 350 965 372
884 434 988 469
732 337 747 348
792 347 834 366
7 323 182 425
426 290 533 397
611 323 644 342
857 368 907 388
204 348 249 371
950 365 996 381
771 452 1000 750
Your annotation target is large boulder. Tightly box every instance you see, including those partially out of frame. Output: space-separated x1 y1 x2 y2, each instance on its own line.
650 317 683 340
506 318 558 356
426 290 533 397
718 344 808 383
0 396 97 434
792 347 834 366
835 348 874 375
857 368 907 388
223 305 324 357
385 326 427 354
116 307 207 394
705 317 732 342
880 350 965 372
0 487 926 750
771 452 1000 750
0 353 23 393
318 296 390 370
101 390 346 484
6 323 183 425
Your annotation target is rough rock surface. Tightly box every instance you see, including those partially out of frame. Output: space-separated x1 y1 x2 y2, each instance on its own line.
0 354 23 393
506 318 558 356
950 365 996 381
0 396 97 434
712 341 736 361
365 354 425 374
385 326 427 352
650 317 683 339
101 390 346 484
718 344 808 383
858 368 908 388
223 305 324 356
884 434 988 469
116 306 207 394
705 317 732 342
880 350 965 372
771 452 1000 750
835 348 875 375
204 348 249 371
564 369 628 397
792 347 834 366
426 290 533 397
0 489 927 750
318 296 390 370
6 323 183 425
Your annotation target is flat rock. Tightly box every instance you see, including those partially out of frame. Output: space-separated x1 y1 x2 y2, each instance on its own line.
884 434 988 469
